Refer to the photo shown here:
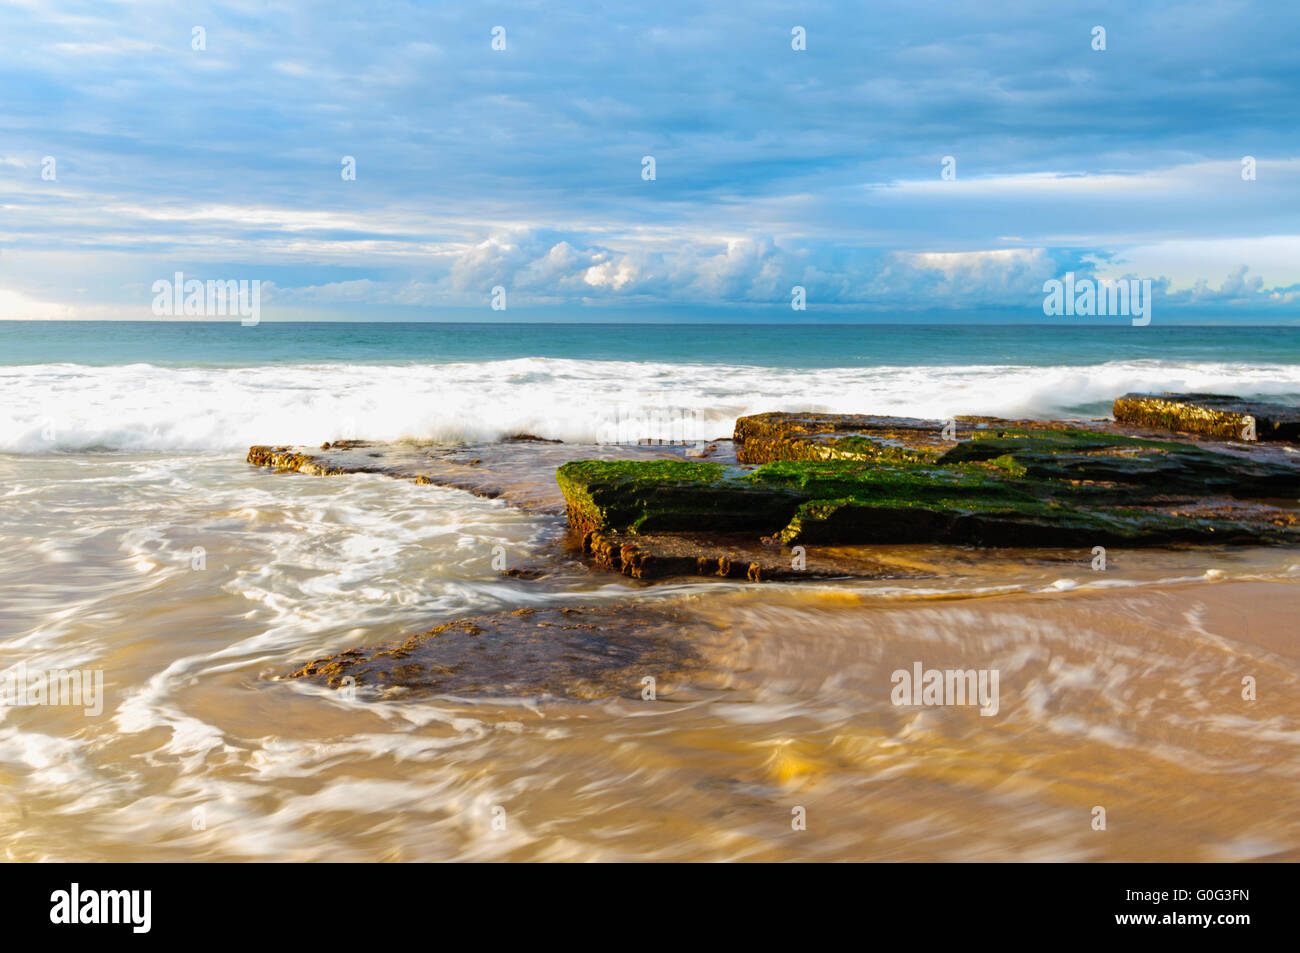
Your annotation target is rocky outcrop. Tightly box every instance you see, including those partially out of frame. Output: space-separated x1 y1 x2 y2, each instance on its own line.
247 397 1300 584
1113 393 1300 442
556 412 1300 560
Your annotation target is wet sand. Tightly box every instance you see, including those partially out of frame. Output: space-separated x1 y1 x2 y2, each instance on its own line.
1 449 1297 861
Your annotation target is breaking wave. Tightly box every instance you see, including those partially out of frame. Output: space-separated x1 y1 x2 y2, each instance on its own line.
2 358 1298 453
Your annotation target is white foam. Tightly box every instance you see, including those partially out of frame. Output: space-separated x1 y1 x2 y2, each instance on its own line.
2 358 1297 453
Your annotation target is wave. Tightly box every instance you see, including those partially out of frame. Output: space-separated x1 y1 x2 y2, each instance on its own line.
1 357 1298 453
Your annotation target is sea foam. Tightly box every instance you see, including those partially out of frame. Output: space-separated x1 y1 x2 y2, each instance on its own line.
1 357 1297 453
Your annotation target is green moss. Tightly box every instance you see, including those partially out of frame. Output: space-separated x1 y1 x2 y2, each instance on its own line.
742 458 1033 504
774 493 1262 546
939 427 1185 465
555 449 1295 548
557 459 726 484
984 454 1028 477
555 459 799 535
933 427 1298 498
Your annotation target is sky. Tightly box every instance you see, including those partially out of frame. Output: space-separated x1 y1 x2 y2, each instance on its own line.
1 0 1299 322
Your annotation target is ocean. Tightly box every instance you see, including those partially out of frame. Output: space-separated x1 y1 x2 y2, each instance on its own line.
1 321 1298 861
3 322 1299 453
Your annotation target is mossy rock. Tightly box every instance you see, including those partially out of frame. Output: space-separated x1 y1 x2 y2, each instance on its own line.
555 459 807 536
776 496 1269 546
938 428 1299 497
557 454 1297 550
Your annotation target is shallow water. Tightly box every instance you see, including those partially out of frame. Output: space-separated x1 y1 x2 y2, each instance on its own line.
2 451 1297 861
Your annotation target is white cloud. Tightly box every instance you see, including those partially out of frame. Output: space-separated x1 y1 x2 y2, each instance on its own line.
0 287 76 319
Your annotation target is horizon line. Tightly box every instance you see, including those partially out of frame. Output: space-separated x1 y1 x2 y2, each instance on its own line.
2 319 1297 328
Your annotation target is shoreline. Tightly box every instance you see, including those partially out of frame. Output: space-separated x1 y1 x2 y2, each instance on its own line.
2 390 1297 861
4 566 1295 861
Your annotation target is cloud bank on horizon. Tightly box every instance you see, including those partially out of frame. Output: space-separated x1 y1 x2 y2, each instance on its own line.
1 0 1299 321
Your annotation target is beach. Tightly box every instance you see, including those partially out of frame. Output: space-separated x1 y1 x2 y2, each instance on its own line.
1 322 1298 861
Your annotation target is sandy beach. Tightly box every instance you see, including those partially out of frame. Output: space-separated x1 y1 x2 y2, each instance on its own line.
3 436 1296 862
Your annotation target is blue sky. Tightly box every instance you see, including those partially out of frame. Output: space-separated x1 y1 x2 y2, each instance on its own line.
1 0 1299 321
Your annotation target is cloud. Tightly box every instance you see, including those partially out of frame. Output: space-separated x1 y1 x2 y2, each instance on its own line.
0 287 76 320
2 0 1299 318
267 234 1300 318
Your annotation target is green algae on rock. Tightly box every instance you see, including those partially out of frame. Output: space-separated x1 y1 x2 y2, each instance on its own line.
557 456 1291 550
774 496 1268 547
246 402 1300 583
574 524 917 581
557 410 1300 561
555 459 805 536
935 427 1300 499
1113 393 1300 442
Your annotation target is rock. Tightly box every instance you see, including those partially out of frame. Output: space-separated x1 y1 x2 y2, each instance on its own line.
574 526 914 581
555 459 805 536
1113 393 1300 442
247 410 1300 585
281 605 713 700
732 411 1113 464
557 420 1300 554
500 566 549 579
247 439 726 515
936 427 1300 499
247 445 353 476
734 412 950 464
775 496 1269 547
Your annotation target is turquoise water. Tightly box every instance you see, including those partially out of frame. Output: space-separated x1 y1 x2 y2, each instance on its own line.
3 321 1298 368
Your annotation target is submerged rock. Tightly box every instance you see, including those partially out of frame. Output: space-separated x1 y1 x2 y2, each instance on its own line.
1113 393 1300 442
282 605 714 700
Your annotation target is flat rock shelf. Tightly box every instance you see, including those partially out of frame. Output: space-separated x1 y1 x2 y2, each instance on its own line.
248 393 1300 582
557 398 1300 575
